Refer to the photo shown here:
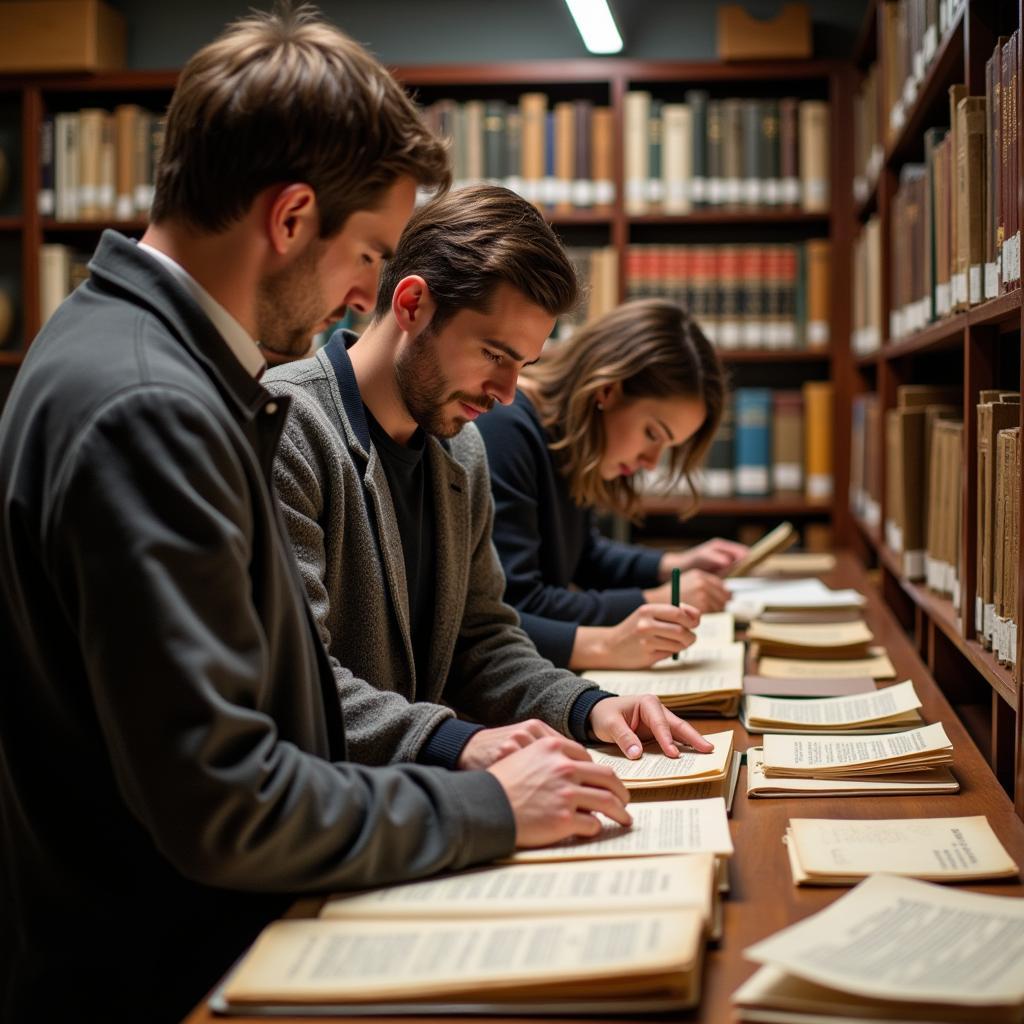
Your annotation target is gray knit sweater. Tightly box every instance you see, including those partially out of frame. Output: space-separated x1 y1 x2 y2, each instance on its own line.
264 337 598 766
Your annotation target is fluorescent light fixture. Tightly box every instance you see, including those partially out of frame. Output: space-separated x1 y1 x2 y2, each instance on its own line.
564 0 623 54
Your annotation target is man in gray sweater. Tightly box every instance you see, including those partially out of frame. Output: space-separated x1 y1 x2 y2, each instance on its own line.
266 184 713 770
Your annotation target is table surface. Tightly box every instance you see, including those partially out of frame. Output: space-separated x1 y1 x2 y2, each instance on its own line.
184 551 1024 1024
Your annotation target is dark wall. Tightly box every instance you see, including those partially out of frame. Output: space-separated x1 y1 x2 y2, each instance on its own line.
109 0 867 68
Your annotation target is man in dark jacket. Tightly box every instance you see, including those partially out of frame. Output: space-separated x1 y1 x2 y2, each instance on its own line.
0 9 629 1023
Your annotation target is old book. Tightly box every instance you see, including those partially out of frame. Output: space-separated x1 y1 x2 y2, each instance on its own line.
726 577 865 622
802 381 833 501
510 798 734 864
725 522 796 578
553 101 575 212
629 751 743 814
798 100 829 212
956 96 988 305
742 679 923 735
803 238 830 347
747 748 959 798
588 731 734 792
591 106 614 210
746 619 875 660
947 83 967 305
76 107 105 220
518 92 547 203
221 909 707 1012
483 100 508 184
784 815 1018 886
624 90 650 214
758 649 895 681
771 391 803 494
734 875 1024 1022
743 675 876 697
462 99 485 184
755 552 836 575
760 721 953 779
582 641 744 716
662 102 692 214
113 103 139 220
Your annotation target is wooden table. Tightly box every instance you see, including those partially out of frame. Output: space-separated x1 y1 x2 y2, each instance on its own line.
184 550 1024 1023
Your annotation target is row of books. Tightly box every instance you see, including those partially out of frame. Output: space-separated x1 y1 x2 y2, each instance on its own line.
624 241 830 351
886 36 1021 342
39 106 164 221
39 243 90 325
881 0 967 142
694 384 833 501
850 215 882 353
622 92 829 214
852 62 883 205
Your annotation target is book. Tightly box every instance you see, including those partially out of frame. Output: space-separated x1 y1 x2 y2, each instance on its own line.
798 100 829 212
734 875 1024 1022
587 731 735 791
802 380 833 501
725 521 796 578
509 798 734 864
757 649 896 680
760 721 953 778
755 552 836 575
726 577 866 621
770 391 803 494
221 909 707 1012
628 751 743 812
733 388 772 496
741 678 924 735
784 815 1018 885
747 747 960 798
582 641 744 716
746 619 875 660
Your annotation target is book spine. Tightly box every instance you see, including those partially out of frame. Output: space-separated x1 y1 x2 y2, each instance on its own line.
702 403 735 497
706 99 724 206
624 91 650 214
504 109 523 197
38 115 55 217
803 381 834 500
591 107 615 209
779 97 800 206
684 90 708 207
734 388 773 496
798 100 829 213
741 99 761 207
572 99 593 207
553 101 575 212
519 92 547 204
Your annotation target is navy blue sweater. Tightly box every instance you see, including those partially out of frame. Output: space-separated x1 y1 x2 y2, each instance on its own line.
477 390 664 667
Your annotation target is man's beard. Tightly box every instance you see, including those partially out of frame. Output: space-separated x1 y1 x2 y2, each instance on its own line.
255 239 326 359
394 330 493 438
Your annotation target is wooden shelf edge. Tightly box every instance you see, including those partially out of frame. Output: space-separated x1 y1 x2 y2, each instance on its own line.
883 313 966 358
878 543 1018 709
640 495 831 517
628 210 828 227
855 349 881 366
0 216 23 232
884 6 965 167
969 288 1023 328
0 350 25 366
854 178 879 221
853 513 882 549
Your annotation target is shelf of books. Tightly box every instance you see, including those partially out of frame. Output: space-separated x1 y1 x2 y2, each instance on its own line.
847 0 1024 809
0 58 850 542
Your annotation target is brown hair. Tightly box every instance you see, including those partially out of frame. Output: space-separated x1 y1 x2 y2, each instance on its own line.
373 184 579 329
151 3 450 235
524 299 726 520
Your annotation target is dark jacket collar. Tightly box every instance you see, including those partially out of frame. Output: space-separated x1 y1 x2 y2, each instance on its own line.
87 230 270 420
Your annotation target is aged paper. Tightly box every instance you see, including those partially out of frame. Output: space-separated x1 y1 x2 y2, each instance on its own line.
745 679 922 730
758 649 896 680
588 731 733 785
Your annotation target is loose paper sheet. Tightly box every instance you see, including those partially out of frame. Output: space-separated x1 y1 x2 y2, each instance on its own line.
588 731 733 783
758 649 896 680
321 853 716 921
508 798 733 863
745 679 921 728
583 643 744 697
747 620 874 649
762 722 951 772
744 874 1024 1006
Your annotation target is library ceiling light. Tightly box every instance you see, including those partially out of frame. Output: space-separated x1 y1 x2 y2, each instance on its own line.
565 0 623 54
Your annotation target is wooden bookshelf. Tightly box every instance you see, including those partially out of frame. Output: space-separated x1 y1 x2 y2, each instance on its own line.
639 495 829 518
848 0 1024 815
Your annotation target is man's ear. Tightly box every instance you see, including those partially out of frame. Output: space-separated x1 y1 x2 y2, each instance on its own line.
266 183 319 257
392 275 437 337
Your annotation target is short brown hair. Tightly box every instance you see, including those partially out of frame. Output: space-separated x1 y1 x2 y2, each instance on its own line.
373 184 579 329
524 299 726 520
151 3 450 235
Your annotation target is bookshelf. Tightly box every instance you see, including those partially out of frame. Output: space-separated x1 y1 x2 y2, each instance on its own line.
847 0 1024 813
0 57 851 542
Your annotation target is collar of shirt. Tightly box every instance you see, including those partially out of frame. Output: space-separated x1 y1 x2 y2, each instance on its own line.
137 242 267 379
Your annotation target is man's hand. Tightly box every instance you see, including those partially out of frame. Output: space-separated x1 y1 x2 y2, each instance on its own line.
570 602 699 670
660 538 749 577
487 736 632 848
457 719 561 771
589 694 714 760
643 569 729 612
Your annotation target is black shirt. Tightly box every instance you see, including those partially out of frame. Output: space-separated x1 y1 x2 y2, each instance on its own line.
365 407 437 692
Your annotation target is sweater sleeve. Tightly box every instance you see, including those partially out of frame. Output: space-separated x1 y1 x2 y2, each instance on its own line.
576 529 665 590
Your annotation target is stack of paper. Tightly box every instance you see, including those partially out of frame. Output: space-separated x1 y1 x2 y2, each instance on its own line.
754 551 837 576
727 577 866 623
757 648 896 680
741 679 923 735
747 620 875 659
783 816 1019 885
583 642 744 716
588 731 735 794
760 722 953 778
734 875 1024 1022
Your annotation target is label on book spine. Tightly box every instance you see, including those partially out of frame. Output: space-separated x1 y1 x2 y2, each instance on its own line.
38 190 54 217
903 549 925 580
969 265 983 305
1011 623 1018 664
985 262 999 299
924 25 938 62
885 520 902 553
702 469 734 497
742 178 761 205
773 464 802 491
690 177 707 203
571 179 592 207
807 321 829 347
984 603 996 645
950 571 960 608
781 178 800 205
593 180 615 206
976 595 984 634
806 474 832 500
736 467 770 494
936 282 950 317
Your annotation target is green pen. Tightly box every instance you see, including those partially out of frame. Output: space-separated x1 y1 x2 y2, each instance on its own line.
671 566 681 660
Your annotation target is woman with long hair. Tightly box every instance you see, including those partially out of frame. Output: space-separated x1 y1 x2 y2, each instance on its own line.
477 298 745 670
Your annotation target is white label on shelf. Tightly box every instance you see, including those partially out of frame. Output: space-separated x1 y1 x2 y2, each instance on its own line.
953 271 968 308
719 320 741 348
1014 233 1022 282
806 474 833 500
924 555 938 589
804 179 827 206
890 311 901 340
518 179 536 203
984 603 996 645
985 262 999 299
853 176 867 203
736 467 770 494
504 175 524 199
593 180 615 206
115 195 133 221
969 264 983 304
976 595 984 634
724 178 743 205
904 549 926 580
773 463 802 491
